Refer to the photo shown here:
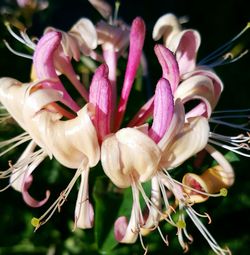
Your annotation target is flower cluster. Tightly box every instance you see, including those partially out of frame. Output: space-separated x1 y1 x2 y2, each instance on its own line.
0 1 249 254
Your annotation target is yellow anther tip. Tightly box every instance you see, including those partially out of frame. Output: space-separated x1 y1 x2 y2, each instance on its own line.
31 217 40 227
220 188 228 197
176 220 186 229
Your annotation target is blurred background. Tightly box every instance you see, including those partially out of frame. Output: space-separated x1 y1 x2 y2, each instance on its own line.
0 0 250 254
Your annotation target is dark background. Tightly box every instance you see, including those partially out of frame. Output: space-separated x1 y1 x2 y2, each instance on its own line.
0 0 250 254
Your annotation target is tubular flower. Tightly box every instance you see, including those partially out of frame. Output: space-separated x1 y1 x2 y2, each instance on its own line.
94 15 229 254
0 3 242 254
0 75 101 229
153 13 224 117
0 28 110 229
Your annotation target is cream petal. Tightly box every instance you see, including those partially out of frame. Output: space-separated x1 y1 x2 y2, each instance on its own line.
101 128 161 188
205 144 235 186
88 0 112 19
182 68 224 108
10 140 37 192
101 133 131 188
162 116 209 169
0 77 28 130
175 75 215 117
24 99 100 168
74 164 94 229
114 214 138 244
158 99 185 153
152 13 181 45
69 18 98 52
96 21 130 52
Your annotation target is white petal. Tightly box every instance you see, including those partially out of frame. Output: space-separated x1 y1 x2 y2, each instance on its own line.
163 116 209 169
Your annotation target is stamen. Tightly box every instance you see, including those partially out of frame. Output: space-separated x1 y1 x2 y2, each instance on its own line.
157 226 169 246
0 148 45 191
0 113 11 123
210 109 250 132
199 22 250 67
209 133 250 157
170 175 227 198
3 40 33 59
4 22 36 49
185 206 231 255
31 164 84 230
0 132 31 157
209 118 250 132
138 230 148 255
113 1 121 25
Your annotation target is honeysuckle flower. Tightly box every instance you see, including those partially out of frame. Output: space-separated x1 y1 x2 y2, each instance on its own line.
0 3 243 254
0 74 101 229
45 18 98 61
153 13 224 117
182 145 234 204
92 16 218 251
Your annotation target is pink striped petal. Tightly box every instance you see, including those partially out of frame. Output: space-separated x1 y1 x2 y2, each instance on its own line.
154 44 180 93
149 78 174 143
182 68 223 109
175 75 215 118
33 31 79 111
170 30 201 75
54 47 89 101
89 67 111 140
115 17 146 130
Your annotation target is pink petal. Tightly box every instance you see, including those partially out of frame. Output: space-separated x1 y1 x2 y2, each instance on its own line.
115 17 146 130
114 216 129 242
22 175 50 208
54 46 89 102
33 31 80 111
154 44 180 93
149 78 174 143
173 30 201 75
103 50 118 122
90 77 111 141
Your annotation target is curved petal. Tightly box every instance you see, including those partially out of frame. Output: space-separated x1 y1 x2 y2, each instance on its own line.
22 175 50 208
88 0 112 19
97 20 130 52
24 94 100 168
152 13 181 45
154 45 180 93
69 18 98 53
175 75 215 117
75 163 94 229
114 185 141 243
205 144 235 186
168 29 201 75
158 99 185 153
162 116 209 169
182 68 224 108
149 78 174 143
0 77 28 130
10 140 50 208
101 128 161 188
33 31 80 111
